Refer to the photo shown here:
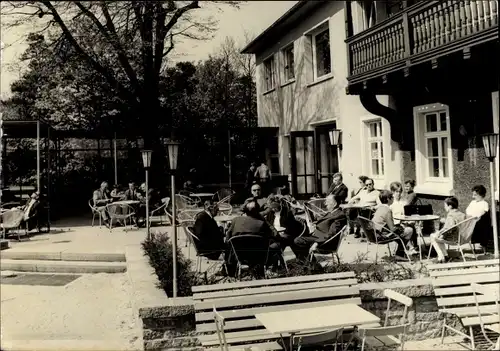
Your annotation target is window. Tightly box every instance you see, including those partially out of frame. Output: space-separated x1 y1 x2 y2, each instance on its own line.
312 28 331 79
413 103 453 195
263 56 275 92
365 120 385 178
281 44 295 81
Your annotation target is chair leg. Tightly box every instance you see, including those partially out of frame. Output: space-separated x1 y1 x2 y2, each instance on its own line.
440 319 447 344
459 246 466 262
469 326 475 350
91 213 95 227
469 244 478 260
427 244 434 260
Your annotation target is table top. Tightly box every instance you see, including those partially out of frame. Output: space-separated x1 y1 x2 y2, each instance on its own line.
340 203 372 209
214 214 239 222
113 200 140 205
394 214 440 221
191 193 215 197
255 303 380 335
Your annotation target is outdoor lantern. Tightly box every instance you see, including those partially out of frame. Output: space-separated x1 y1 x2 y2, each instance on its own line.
166 141 180 171
329 129 342 146
141 149 153 169
482 133 499 161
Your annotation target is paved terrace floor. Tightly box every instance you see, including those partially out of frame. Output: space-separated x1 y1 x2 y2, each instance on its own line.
0 217 489 350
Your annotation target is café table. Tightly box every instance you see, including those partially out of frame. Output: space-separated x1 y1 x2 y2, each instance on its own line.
191 192 215 199
256 303 380 351
340 204 373 210
394 214 440 261
214 214 239 223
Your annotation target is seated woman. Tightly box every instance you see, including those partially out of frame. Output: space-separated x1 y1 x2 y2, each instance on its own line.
293 195 346 261
371 190 416 258
264 195 308 251
390 182 417 250
466 185 490 250
430 197 466 263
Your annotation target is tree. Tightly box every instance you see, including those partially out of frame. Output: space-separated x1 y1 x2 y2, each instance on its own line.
2 0 243 147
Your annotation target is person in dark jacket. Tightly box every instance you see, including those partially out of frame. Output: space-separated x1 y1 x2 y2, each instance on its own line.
241 184 271 217
327 173 348 204
293 195 347 261
193 201 225 260
226 200 282 276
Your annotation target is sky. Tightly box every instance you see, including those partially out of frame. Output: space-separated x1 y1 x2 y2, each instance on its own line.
0 1 298 98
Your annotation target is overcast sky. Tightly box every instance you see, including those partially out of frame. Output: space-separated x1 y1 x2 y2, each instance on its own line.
0 1 297 98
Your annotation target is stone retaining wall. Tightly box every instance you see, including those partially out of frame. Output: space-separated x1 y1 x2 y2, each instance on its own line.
136 278 467 351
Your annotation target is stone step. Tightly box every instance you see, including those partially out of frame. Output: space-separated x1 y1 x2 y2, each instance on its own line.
0 259 127 274
0 240 9 250
0 251 125 262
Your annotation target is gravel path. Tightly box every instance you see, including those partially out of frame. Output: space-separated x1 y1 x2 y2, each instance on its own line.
1 273 142 351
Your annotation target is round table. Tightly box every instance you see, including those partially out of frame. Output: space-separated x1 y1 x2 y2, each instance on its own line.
340 204 373 210
113 200 140 205
394 214 440 261
191 193 215 198
214 214 239 223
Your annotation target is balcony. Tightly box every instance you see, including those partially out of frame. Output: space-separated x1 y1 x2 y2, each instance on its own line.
346 1 498 93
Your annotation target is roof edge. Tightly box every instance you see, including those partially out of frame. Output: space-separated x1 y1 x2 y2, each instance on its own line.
241 1 307 54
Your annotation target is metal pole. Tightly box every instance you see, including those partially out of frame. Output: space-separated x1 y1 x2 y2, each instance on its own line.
37 120 41 192
489 160 499 258
114 132 118 185
145 168 150 240
171 173 178 297
228 130 232 189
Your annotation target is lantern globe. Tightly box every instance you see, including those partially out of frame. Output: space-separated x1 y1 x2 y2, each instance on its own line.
482 133 499 160
329 129 342 146
166 141 180 170
141 150 153 168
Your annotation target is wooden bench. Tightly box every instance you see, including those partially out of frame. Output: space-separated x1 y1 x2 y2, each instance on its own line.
192 272 362 350
428 258 500 349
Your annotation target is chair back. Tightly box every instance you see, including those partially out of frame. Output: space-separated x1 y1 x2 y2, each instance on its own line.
105 203 135 220
357 216 379 244
383 289 413 326
0 209 24 229
178 209 203 222
213 306 228 351
161 197 170 206
457 216 479 244
304 202 324 222
216 188 235 203
308 199 327 213
183 225 202 254
228 234 271 267
295 216 308 238
318 225 348 253
293 328 344 348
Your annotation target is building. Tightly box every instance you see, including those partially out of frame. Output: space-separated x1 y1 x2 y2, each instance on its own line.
242 0 498 212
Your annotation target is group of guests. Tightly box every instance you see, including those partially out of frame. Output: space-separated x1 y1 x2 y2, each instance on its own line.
92 181 160 227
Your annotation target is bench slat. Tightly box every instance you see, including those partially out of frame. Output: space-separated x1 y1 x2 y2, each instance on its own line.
434 282 500 296
191 272 356 293
363 335 400 347
196 297 362 322
437 294 499 307
198 318 264 333
196 286 359 310
427 259 500 271
441 304 500 317
193 278 358 301
429 266 500 277
462 314 500 327
199 330 285 346
204 341 284 351
431 272 500 287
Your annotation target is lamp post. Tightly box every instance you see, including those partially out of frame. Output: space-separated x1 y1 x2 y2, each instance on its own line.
166 140 180 298
329 129 342 170
141 150 153 240
481 133 499 258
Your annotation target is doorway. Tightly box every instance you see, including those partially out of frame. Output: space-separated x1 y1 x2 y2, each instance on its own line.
314 123 339 196
290 131 316 199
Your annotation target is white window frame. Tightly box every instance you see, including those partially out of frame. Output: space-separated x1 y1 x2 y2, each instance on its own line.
306 25 331 81
492 91 499 200
413 103 454 196
263 55 275 92
280 43 295 83
360 117 389 188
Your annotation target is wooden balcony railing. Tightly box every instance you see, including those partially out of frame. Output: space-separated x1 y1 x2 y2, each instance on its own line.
346 0 499 80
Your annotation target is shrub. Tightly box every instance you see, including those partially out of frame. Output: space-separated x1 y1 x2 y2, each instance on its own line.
142 231 199 297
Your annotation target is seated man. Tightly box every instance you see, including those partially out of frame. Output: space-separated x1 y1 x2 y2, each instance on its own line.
348 178 381 238
240 184 270 217
110 184 124 200
371 191 416 258
193 201 225 260
264 195 307 251
22 191 41 231
430 197 466 263
293 195 347 261
327 173 348 204
124 182 142 201
226 201 282 277
92 181 111 226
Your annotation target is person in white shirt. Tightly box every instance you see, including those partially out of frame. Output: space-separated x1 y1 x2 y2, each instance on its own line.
466 185 489 218
466 185 491 250
389 182 406 225
349 178 381 207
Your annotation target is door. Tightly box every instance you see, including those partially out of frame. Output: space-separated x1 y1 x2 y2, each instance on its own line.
290 131 316 199
314 124 339 196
